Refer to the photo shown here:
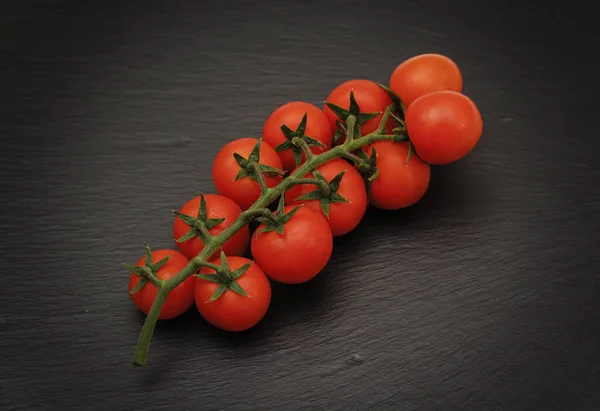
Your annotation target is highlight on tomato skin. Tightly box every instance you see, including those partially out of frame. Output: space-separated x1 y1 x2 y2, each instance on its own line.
367 141 430 210
405 90 483 165
172 194 250 260
389 53 463 107
262 101 333 171
128 249 196 320
212 137 283 210
194 256 271 332
250 205 333 284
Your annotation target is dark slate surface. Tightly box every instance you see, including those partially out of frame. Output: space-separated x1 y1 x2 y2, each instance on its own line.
1 1 599 410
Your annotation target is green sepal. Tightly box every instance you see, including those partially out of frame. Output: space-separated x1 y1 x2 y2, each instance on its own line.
195 274 221 283
204 217 226 230
208 284 228 302
406 142 415 166
231 262 252 280
255 196 301 235
172 210 195 226
332 121 346 144
228 281 248 297
377 82 405 122
152 254 172 271
129 277 148 295
320 197 331 218
293 170 348 218
143 243 153 266
330 192 349 203
275 113 326 167
295 190 324 202
325 91 380 139
176 228 198 243
219 251 230 272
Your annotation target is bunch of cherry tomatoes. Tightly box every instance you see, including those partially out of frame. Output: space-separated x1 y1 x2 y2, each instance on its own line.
127 53 483 333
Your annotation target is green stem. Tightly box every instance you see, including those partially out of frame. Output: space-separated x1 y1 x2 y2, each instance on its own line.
288 177 331 196
345 115 357 144
131 104 405 366
247 162 268 194
341 151 366 166
132 285 169 366
195 220 212 243
292 137 315 161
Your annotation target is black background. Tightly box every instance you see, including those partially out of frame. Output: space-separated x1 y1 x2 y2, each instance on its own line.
1 1 599 410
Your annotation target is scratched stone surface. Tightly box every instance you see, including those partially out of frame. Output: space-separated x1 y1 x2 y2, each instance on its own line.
1 1 599 410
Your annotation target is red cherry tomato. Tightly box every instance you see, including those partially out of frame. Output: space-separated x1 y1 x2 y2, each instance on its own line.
173 194 250 260
195 256 271 332
405 90 483 165
251 205 333 284
285 158 367 237
369 142 430 210
323 79 395 141
212 138 283 209
389 53 463 106
262 101 333 171
128 250 195 320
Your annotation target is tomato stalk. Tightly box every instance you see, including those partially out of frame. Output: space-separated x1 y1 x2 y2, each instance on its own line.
131 104 407 366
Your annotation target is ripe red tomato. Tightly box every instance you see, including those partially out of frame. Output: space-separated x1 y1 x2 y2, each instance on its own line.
173 194 250 260
128 249 195 320
262 101 333 171
369 142 430 210
323 79 395 140
389 53 463 106
212 138 283 209
405 90 483 165
251 205 333 284
285 158 367 237
195 256 271 331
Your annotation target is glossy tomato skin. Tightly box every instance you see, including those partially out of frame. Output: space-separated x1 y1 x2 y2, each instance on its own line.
172 194 250 260
262 101 333 171
369 142 430 210
128 250 195 320
405 91 483 165
195 256 271 332
251 205 333 284
285 159 367 237
323 79 395 140
389 53 462 107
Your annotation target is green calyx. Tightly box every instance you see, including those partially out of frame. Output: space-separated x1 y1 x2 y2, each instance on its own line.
275 113 326 167
376 82 406 125
195 251 251 302
294 169 348 218
356 146 379 184
255 195 301 236
123 243 171 294
234 138 285 182
172 193 225 243
326 90 381 144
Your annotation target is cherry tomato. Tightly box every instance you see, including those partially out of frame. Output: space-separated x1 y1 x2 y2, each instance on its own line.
285 158 367 237
262 101 333 171
323 79 395 141
212 138 283 209
128 249 195 320
195 256 271 331
405 90 483 165
389 53 462 106
251 205 333 284
173 194 250 260
369 142 430 210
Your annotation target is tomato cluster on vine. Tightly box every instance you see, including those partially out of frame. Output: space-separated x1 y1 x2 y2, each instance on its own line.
126 53 483 336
